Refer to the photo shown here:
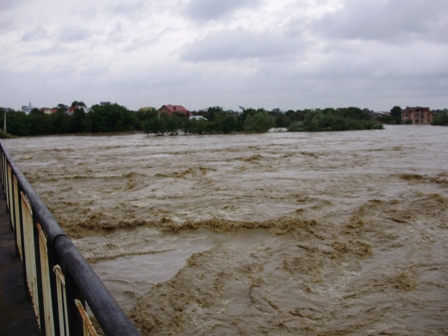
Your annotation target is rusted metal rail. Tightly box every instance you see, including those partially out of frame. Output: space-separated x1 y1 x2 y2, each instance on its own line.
0 140 140 336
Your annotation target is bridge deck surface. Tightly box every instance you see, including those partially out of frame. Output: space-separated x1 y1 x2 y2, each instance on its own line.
0 189 40 335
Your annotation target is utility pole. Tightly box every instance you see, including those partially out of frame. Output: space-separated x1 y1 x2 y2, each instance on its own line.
3 110 6 134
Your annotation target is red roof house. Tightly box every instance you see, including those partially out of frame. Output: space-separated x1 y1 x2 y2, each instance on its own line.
68 106 90 114
158 105 193 119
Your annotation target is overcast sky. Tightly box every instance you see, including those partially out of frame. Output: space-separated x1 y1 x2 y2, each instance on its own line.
1 0 447 111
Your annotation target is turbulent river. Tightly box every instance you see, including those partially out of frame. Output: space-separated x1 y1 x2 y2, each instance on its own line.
4 125 448 335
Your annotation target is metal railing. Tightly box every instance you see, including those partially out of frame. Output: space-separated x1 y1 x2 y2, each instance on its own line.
0 140 140 336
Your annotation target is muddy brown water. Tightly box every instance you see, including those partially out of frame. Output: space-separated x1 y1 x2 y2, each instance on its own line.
4 125 448 335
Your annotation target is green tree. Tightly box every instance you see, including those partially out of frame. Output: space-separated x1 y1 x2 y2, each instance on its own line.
288 108 383 132
6 112 31 136
90 103 137 132
388 106 402 124
166 117 177 134
243 110 274 133
71 101 86 107
390 106 402 117
268 109 291 127
432 112 448 126
218 115 238 133
143 118 167 134
71 108 91 133
50 111 71 134
28 110 53 135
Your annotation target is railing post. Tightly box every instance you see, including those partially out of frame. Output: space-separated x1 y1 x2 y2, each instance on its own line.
0 140 141 336
65 269 85 335
21 191 40 324
75 299 98 336
13 176 22 257
54 265 70 336
48 243 62 335
6 164 11 212
37 223 56 335
0 151 4 186
33 217 46 333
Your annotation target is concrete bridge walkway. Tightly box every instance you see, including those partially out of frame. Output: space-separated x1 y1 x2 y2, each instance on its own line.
0 189 40 335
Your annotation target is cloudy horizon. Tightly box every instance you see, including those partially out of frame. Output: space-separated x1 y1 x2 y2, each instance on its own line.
1 0 447 112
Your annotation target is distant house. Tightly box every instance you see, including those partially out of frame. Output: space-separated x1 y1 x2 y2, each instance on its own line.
41 107 57 115
68 105 90 114
190 115 207 121
158 105 193 119
139 107 156 113
401 106 434 124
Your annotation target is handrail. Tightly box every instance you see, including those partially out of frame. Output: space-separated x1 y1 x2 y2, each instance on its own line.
0 140 140 336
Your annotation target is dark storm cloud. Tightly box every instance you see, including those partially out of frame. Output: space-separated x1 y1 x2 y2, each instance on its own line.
184 0 262 21
312 0 448 43
182 28 300 62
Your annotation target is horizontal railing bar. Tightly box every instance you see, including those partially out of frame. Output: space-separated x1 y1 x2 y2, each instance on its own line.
56 236 138 336
0 140 140 336
0 141 65 245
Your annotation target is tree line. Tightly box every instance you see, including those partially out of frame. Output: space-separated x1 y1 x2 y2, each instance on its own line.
143 106 384 135
432 110 448 126
0 103 140 136
0 103 397 137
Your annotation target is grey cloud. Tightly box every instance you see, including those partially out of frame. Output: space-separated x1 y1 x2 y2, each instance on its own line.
58 27 91 43
311 0 448 43
106 22 124 43
108 0 152 18
21 26 50 42
0 0 31 12
297 42 448 82
182 28 301 62
0 17 15 33
184 0 262 21
80 65 109 77
27 44 71 56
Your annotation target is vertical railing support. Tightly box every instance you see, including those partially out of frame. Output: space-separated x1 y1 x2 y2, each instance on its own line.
21 191 40 326
0 140 140 336
75 299 98 336
54 265 69 336
38 223 56 335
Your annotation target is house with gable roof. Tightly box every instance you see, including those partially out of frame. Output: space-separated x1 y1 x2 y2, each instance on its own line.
158 105 193 119
401 106 434 124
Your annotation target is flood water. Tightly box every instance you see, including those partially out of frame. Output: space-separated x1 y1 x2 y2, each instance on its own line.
4 125 448 335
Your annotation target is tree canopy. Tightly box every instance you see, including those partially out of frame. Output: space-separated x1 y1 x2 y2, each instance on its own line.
0 104 392 137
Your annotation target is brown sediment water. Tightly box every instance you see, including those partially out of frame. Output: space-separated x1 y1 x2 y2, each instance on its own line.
4 125 448 335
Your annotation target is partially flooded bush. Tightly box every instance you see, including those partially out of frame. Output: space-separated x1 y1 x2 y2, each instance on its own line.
0 129 15 139
288 108 383 132
243 111 275 133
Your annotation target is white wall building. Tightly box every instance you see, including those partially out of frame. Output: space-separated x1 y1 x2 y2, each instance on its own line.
21 102 35 115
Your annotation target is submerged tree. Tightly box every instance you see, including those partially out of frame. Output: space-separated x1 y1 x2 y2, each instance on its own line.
288 108 383 132
243 110 275 133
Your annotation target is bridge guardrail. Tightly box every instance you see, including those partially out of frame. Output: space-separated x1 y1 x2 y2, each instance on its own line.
0 140 140 336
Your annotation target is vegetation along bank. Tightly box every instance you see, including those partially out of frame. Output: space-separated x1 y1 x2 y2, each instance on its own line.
1 102 447 138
